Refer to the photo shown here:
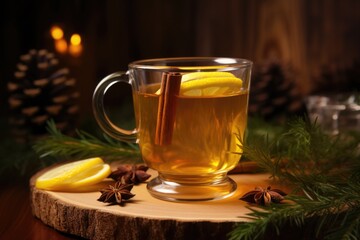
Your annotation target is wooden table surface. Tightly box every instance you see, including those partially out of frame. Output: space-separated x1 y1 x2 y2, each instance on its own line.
0 177 318 240
1 171 268 240
0 180 78 240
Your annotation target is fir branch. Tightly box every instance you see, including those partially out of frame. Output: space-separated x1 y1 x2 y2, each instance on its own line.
33 120 141 162
231 118 360 240
229 204 306 240
244 118 360 181
230 185 360 240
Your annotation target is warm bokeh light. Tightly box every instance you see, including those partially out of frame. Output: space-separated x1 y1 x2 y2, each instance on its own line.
51 27 83 56
69 33 83 57
54 39 67 54
69 44 83 57
70 34 81 46
50 26 64 40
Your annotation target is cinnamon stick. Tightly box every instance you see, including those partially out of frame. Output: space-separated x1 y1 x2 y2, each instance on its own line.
155 73 182 145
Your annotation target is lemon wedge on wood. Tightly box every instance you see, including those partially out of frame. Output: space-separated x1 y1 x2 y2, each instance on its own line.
35 157 111 191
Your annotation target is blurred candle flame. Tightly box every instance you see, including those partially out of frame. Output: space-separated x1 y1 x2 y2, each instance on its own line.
50 25 83 57
70 34 81 45
50 26 64 40
69 33 83 57
54 39 68 54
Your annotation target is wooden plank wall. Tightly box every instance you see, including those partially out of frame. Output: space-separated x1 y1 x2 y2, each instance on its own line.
1 0 359 116
192 0 360 93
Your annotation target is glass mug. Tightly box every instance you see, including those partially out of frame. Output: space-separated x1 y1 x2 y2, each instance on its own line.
93 57 252 201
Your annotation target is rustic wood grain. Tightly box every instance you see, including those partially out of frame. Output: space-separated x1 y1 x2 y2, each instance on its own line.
30 165 277 240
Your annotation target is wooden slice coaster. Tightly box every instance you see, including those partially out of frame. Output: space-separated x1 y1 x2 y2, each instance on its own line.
30 163 275 240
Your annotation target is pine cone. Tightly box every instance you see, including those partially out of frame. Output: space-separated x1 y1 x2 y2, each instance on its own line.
248 62 306 121
8 49 79 142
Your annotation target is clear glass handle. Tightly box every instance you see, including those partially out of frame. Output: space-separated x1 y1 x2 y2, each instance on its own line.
92 71 137 142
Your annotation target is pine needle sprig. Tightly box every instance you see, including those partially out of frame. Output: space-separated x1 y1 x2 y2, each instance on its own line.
231 118 360 240
244 118 360 181
230 185 360 240
33 120 141 162
229 203 309 240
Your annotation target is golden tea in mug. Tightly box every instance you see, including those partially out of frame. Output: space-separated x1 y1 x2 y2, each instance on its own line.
135 86 248 184
93 57 252 201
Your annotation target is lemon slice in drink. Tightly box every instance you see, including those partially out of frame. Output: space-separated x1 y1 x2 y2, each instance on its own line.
155 72 243 96
181 71 236 82
180 72 243 96
35 157 111 191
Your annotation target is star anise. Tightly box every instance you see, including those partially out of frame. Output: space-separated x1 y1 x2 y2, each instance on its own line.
240 186 287 206
97 181 135 205
109 164 151 185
